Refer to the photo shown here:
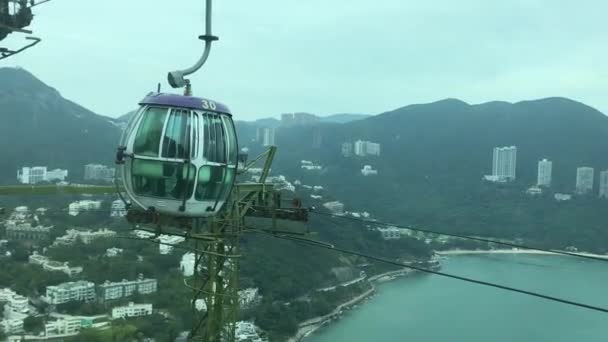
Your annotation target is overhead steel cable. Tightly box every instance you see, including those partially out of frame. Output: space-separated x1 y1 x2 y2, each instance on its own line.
310 211 608 263
257 230 608 314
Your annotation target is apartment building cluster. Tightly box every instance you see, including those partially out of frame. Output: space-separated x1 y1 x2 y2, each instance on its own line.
45 275 157 305
5 222 52 241
14 163 116 185
17 166 68 184
485 146 608 198
54 228 116 245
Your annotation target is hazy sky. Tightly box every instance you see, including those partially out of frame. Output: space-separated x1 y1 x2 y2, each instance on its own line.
3 0 607 119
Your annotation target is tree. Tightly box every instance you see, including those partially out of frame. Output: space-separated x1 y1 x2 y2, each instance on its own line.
23 315 44 334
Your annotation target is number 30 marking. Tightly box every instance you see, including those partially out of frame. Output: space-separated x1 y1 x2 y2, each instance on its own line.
202 100 217 110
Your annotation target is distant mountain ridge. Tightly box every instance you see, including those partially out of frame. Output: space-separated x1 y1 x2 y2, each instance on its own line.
1 66 607 192
0 67 122 182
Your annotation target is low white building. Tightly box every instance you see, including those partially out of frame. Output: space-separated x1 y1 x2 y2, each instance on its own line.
323 201 345 215
378 227 401 240
554 193 572 201
98 274 157 302
235 321 265 342
45 281 96 305
158 235 185 255
68 200 102 216
239 288 261 309
54 229 116 245
105 248 123 257
0 288 29 314
43 262 83 277
350 212 370 219
110 200 127 218
46 169 69 182
29 252 83 277
9 206 30 222
310 194 323 200
111 302 153 319
5 222 52 241
44 315 104 336
526 186 543 196
1 313 26 335
361 165 378 176
133 230 155 239
301 160 322 171
44 317 82 336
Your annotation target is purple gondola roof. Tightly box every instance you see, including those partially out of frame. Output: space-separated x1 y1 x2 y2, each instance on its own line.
139 92 232 115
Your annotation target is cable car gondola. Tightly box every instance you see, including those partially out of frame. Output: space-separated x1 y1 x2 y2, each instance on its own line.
117 0 237 218
119 93 238 217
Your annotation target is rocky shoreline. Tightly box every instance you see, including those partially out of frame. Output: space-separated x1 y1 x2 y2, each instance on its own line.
286 269 413 342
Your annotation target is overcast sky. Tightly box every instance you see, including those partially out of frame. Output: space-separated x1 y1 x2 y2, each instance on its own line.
3 0 607 119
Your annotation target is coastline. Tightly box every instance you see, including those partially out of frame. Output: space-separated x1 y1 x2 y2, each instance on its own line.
436 249 608 259
286 248 608 341
286 269 413 342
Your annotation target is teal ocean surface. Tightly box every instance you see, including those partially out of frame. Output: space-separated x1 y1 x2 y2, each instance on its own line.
306 254 608 342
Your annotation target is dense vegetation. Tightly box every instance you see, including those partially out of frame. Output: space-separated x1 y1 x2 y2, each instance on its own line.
2 68 608 340
238 98 608 253
0 67 120 182
1 207 427 340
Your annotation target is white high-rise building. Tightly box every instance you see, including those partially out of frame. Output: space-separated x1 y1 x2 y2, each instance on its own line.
599 170 608 199
354 140 381 157
257 127 276 146
537 159 553 187
491 146 517 181
576 167 594 194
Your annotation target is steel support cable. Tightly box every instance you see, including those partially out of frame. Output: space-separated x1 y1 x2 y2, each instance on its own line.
256 230 608 314
310 211 608 263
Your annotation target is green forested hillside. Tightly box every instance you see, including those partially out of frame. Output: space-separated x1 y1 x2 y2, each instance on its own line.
2 67 607 251
0 67 121 182
239 98 608 252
